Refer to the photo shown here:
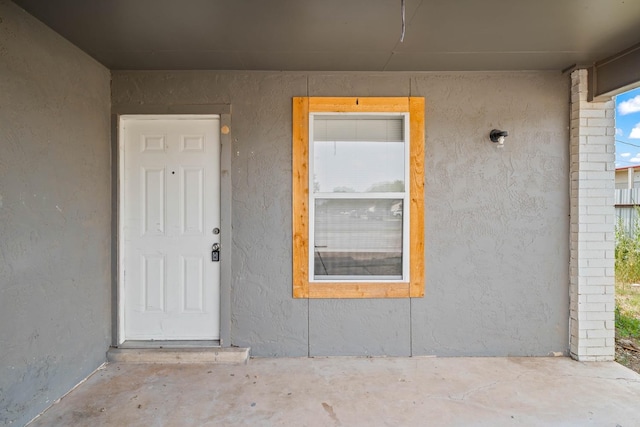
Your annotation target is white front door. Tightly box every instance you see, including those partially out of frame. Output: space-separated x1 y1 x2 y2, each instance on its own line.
121 116 220 340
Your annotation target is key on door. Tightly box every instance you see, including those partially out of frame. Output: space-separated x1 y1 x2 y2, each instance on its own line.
212 243 220 262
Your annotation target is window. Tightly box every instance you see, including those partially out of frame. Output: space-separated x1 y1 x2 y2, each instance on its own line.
292 97 424 298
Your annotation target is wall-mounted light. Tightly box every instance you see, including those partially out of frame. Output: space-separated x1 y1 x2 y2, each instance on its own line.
489 129 508 148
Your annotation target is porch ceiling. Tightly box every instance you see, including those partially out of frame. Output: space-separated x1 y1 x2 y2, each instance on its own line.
12 0 640 72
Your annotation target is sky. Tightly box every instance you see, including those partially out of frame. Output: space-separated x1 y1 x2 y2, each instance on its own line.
615 87 640 168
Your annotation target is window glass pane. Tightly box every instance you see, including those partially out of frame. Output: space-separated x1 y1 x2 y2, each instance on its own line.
313 199 403 279
313 140 405 193
314 117 404 142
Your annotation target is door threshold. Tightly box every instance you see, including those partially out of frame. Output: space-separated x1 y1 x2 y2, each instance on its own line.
107 345 249 364
118 340 220 349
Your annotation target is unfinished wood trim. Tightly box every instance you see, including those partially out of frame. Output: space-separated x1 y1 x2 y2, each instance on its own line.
309 97 410 113
293 96 425 299
292 97 309 298
409 97 425 297
308 283 410 299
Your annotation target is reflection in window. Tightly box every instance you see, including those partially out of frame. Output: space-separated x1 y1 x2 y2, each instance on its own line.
313 140 405 193
310 114 409 281
314 199 403 279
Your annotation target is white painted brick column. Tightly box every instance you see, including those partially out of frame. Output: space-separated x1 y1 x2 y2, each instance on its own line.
569 69 616 361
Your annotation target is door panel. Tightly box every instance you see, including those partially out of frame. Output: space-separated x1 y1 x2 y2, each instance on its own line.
122 117 220 340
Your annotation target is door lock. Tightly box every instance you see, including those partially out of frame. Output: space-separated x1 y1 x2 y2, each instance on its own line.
211 243 220 262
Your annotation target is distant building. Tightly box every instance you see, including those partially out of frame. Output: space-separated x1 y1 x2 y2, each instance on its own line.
615 166 640 234
615 165 640 189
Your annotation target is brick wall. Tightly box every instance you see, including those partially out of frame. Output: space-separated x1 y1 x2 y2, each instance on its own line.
569 69 616 361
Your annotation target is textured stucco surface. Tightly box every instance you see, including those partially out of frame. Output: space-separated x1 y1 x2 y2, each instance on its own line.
309 299 412 356
412 73 570 356
0 1 112 425
112 70 569 358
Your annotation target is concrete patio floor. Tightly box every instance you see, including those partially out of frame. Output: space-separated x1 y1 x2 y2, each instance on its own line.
28 356 640 427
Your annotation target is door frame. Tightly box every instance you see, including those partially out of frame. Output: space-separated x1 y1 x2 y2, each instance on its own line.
112 106 232 346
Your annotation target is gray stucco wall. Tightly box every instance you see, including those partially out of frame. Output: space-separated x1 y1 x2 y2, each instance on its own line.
0 1 112 425
112 70 569 358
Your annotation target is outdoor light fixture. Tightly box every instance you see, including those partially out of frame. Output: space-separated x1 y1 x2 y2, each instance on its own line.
489 129 508 148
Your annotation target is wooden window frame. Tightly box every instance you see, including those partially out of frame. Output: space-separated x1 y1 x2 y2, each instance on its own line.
292 97 425 298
